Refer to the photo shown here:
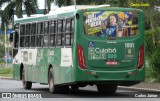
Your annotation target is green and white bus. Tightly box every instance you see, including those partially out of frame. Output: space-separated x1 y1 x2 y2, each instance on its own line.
11 5 145 94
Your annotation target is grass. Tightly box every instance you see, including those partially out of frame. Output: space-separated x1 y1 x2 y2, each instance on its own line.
0 74 13 78
0 67 13 78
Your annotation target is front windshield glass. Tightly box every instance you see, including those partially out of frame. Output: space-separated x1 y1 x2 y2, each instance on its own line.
84 11 138 37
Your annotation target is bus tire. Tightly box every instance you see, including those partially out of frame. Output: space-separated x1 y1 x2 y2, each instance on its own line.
49 68 69 93
97 84 117 94
49 68 59 93
22 68 32 89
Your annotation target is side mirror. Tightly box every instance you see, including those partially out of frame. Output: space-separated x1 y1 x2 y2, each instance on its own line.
9 33 14 42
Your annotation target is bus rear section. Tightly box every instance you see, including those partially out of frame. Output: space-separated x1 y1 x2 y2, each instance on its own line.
73 9 145 93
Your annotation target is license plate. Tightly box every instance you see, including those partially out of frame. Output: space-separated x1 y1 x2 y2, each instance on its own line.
106 61 118 65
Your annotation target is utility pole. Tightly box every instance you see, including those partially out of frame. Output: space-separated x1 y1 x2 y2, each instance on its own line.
73 0 76 9
44 0 47 14
4 22 7 68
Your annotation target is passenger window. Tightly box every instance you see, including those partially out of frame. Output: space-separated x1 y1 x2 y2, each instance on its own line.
25 23 31 47
36 35 43 47
65 18 74 46
26 24 30 35
56 35 62 46
25 36 30 47
31 23 36 47
50 34 55 46
36 22 43 47
56 20 63 46
43 35 48 47
20 24 25 47
20 24 25 35
44 21 49 34
49 20 56 47
44 21 49 47
71 18 74 45
37 22 43 34
58 20 62 33
50 20 56 33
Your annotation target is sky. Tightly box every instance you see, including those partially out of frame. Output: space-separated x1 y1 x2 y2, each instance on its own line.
1 0 58 10
38 0 58 9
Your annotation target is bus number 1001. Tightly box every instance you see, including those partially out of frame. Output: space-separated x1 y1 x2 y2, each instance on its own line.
125 43 134 48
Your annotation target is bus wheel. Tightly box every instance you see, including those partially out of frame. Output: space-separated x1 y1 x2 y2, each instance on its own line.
49 68 69 93
22 68 32 89
49 68 60 93
97 84 117 94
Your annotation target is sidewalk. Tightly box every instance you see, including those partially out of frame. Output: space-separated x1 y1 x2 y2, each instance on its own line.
118 82 160 92
0 76 13 79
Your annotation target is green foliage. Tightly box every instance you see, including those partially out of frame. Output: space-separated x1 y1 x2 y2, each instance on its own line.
0 0 38 30
0 67 13 74
43 0 54 14
0 67 13 78
149 50 160 68
145 28 160 55
0 34 12 64
0 35 5 63
145 29 160 82
145 65 155 82
0 45 5 63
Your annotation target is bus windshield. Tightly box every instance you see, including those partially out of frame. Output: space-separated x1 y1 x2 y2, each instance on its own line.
84 11 138 37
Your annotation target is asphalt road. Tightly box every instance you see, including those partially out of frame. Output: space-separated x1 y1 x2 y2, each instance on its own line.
0 79 159 101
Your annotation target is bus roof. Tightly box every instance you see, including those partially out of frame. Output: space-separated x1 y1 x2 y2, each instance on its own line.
48 5 110 14
14 5 110 23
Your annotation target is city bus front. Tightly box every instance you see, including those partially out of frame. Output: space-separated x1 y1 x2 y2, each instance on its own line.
75 8 145 88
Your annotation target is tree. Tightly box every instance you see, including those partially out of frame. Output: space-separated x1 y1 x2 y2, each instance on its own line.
44 0 54 14
127 0 160 82
0 35 6 63
0 45 5 63
0 0 38 30
142 0 160 48
0 0 11 8
0 10 8 30
0 0 38 18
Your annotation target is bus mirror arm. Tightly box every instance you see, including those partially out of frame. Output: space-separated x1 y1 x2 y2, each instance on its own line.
76 13 80 19
9 33 14 42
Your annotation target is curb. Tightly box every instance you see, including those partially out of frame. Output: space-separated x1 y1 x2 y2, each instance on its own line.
118 86 160 92
0 77 13 80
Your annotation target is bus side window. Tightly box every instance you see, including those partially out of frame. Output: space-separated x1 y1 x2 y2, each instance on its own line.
65 18 74 46
49 20 56 47
31 23 36 47
43 21 49 47
62 19 65 46
20 24 25 47
25 23 31 47
56 20 63 46
65 18 71 46
36 22 43 47
71 18 74 45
